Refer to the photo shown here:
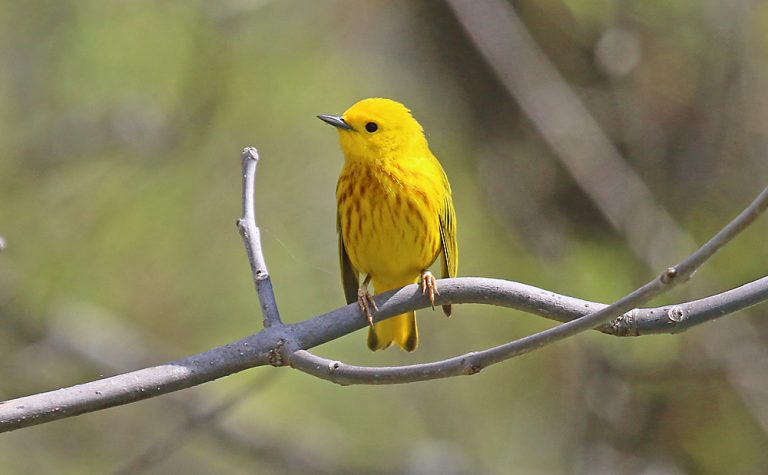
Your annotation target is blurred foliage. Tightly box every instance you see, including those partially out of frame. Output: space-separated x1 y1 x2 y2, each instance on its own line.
1 0 768 474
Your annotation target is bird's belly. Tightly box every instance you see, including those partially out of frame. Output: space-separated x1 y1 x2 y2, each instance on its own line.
341 191 440 284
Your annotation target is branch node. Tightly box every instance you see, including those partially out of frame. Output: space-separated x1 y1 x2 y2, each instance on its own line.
463 364 482 375
267 340 288 367
609 309 639 337
462 354 483 375
667 306 686 323
661 267 678 284
328 361 342 372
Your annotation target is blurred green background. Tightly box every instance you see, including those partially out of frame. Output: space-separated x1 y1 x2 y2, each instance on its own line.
2 1 768 473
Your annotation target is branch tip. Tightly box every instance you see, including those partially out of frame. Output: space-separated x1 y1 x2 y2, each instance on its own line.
241 147 260 162
238 146 282 327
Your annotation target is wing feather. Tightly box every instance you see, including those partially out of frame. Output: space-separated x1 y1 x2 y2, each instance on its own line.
439 192 458 279
338 212 359 305
438 181 458 316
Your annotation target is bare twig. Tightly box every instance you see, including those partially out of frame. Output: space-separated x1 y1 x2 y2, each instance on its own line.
1 150 766 431
237 148 281 327
289 275 768 385
0 330 279 432
289 274 768 382
609 275 768 336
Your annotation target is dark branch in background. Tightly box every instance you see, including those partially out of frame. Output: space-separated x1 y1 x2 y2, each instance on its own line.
444 0 694 269
0 149 766 432
111 372 281 475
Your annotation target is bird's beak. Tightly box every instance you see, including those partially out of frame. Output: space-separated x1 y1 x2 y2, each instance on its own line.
317 114 354 131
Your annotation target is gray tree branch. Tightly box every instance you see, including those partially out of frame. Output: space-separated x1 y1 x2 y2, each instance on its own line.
0 149 765 432
236 149 282 328
39 304 349 475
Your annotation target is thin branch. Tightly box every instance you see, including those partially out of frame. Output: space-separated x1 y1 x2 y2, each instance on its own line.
289 277 768 384
236 147 281 327
609 275 768 336
1 151 766 431
290 275 768 384
0 330 279 432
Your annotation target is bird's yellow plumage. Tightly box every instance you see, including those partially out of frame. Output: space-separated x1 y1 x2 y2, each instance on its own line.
319 98 458 351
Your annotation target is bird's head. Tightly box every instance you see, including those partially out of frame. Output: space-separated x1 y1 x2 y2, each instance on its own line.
318 98 427 161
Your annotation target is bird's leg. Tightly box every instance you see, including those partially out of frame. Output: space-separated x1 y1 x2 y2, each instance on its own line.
357 274 378 327
420 270 438 310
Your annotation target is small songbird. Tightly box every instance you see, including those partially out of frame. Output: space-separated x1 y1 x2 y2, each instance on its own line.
318 98 458 351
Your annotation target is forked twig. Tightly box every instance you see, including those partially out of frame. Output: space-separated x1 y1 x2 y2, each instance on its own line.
271 141 767 383
0 149 765 431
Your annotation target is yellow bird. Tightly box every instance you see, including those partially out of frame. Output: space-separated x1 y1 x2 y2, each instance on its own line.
318 98 458 351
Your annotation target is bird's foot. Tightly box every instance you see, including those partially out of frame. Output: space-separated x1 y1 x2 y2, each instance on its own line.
357 287 378 327
420 270 439 310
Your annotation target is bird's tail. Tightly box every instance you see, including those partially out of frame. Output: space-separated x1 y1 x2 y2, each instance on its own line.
367 311 418 352
367 278 418 351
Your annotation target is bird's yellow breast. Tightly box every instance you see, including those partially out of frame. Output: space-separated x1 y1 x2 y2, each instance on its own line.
337 159 442 286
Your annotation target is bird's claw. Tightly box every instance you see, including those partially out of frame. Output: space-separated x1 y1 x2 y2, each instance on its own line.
420 271 439 310
357 287 378 327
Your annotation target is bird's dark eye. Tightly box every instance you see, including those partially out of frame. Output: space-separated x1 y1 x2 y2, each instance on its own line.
365 122 378 133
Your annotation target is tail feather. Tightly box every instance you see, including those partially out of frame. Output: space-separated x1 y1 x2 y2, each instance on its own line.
367 311 418 352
